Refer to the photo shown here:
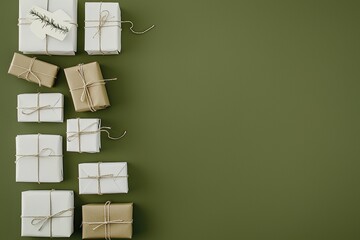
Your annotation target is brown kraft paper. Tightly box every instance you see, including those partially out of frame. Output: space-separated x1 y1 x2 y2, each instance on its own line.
82 202 133 239
8 53 59 88
64 62 111 112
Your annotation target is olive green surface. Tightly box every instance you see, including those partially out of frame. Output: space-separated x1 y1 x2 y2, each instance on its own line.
1 0 360 239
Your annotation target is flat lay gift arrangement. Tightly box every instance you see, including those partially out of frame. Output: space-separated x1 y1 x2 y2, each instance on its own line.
10 0 155 238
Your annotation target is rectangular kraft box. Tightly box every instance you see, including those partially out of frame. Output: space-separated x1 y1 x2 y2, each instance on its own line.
8 53 59 88
82 202 133 239
64 62 110 112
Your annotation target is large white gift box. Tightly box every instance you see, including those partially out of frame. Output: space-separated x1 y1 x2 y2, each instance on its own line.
18 0 78 55
17 93 64 123
79 162 128 195
21 190 74 237
66 118 101 153
85 2 121 55
16 134 63 183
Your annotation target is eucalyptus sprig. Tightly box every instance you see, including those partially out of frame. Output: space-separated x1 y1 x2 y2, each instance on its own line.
30 9 69 35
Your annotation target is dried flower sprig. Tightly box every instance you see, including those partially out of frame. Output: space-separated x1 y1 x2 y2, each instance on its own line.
30 9 69 35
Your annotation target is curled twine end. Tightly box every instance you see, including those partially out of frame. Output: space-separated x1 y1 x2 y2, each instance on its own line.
100 127 127 140
121 21 155 35
114 130 127 140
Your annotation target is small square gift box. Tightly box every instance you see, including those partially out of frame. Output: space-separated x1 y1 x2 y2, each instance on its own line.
79 162 128 195
8 53 59 88
64 62 116 112
66 118 126 153
18 0 78 55
16 134 63 183
21 190 74 237
82 201 133 239
17 93 64 122
85 2 121 55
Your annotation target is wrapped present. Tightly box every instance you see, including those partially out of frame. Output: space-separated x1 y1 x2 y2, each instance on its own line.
64 62 116 112
16 134 63 183
67 118 101 153
8 53 59 87
17 93 64 122
79 162 128 195
21 190 74 237
18 0 78 55
66 118 126 153
82 201 133 239
85 2 121 55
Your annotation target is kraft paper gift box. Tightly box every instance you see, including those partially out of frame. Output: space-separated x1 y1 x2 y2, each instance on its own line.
85 2 121 55
82 202 133 239
17 93 64 122
18 0 78 55
16 134 63 183
67 118 101 153
21 190 74 237
79 162 128 195
8 53 59 88
64 62 111 112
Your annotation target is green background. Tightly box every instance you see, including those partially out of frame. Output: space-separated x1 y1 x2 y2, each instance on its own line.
1 0 360 239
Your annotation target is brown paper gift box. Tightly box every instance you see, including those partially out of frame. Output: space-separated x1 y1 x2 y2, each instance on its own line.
64 62 111 112
82 202 133 239
8 53 59 88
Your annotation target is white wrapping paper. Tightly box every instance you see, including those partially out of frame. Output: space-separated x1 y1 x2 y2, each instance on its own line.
21 190 74 237
79 162 128 194
19 0 78 55
85 2 121 55
66 118 101 153
16 134 63 183
17 93 64 122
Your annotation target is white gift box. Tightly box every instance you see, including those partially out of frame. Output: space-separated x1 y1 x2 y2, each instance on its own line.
17 93 64 123
21 190 74 237
66 118 101 153
16 134 63 183
85 2 121 55
79 162 128 195
19 0 78 55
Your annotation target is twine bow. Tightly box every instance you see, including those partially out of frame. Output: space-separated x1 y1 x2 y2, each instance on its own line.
17 93 62 122
83 201 133 240
69 64 116 112
12 57 42 86
67 118 126 153
15 134 62 184
22 190 74 237
84 2 120 54
31 208 74 231
84 2 155 54
79 162 128 195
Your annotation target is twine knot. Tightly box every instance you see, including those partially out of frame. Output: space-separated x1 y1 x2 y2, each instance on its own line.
17 57 42 87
